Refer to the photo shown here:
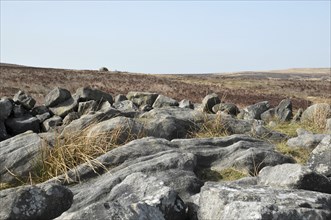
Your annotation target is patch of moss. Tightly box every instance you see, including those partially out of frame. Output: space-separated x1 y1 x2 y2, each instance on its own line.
268 121 324 138
196 167 247 182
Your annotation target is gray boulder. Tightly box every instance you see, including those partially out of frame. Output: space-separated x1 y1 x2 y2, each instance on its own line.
0 131 43 184
35 112 51 123
44 87 71 107
76 87 113 104
251 122 288 142
198 182 331 220
0 184 73 220
287 133 327 149
0 120 10 141
49 97 78 118
258 163 331 194
292 108 303 122
201 93 220 113
78 100 99 115
275 98 292 121
5 115 40 135
114 94 128 103
113 100 139 112
243 101 270 120
127 91 159 107
220 117 253 134
0 98 13 120
12 104 29 117
31 105 49 116
13 90 36 110
42 116 63 132
99 67 109 71
212 103 239 116
307 135 331 177
179 99 194 109
260 108 275 123
301 103 331 125
62 112 80 126
152 95 179 108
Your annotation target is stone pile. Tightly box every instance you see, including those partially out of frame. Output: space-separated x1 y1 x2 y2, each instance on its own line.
0 87 330 220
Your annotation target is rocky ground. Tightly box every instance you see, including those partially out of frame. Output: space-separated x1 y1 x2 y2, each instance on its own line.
0 85 331 220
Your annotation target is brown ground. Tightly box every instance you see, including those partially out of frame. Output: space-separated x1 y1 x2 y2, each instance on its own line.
0 63 330 110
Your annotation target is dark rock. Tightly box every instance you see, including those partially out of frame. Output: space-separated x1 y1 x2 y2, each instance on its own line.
13 90 36 110
5 115 40 135
251 122 288 142
152 95 179 108
287 133 327 149
49 97 78 118
127 91 159 107
42 116 63 132
179 99 194 109
76 87 113 104
292 108 303 122
113 100 139 112
114 94 128 103
0 98 13 120
307 135 331 177
243 101 270 120
78 100 99 115
140 104 153 112
258 163 331 194
220 117 253 134
212 103 239 115
31 105 49 116
35 112 51 123
260 108 275 123
12 104 29 118
62 112 80 126
0 120 10 141
326 118 331 134
198 182 331 220
201 93 220 113
99 67 109 71
275 98 292 121
44 87 71 107
0 131 42 183
0 184 73 220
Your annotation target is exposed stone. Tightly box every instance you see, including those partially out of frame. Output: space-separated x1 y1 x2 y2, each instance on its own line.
251 122 288 142
292 108 303 122
0 120 10 141
0 98 13 120
301 103 331 126
212 103 239 116
76 87 113 104
42 116 63 132
49 97 78 118
201 93 220 113
62 112 80 126
12 104 29 118
99 67 109 71
178 99 194 109
113 100 139 112
44 87 71 107
258 163 331 193
31 105 49 116
307 135 331 177
260 108 275 123
114 94 128 103
287 133 327 149
0 131 43 183
127 91 159 107
78 100 99 115
13 90 36 110
275 98 292 121
35 112 51 123
243 101 270 120
0 184 73 220
152 95 179 108
5 115 40 135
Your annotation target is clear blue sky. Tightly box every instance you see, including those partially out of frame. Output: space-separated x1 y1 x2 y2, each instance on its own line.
1 1 330 73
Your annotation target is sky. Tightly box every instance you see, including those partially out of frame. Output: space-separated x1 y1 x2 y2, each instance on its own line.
0 1 330 74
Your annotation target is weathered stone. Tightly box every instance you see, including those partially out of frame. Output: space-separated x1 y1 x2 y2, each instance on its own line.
243 101 270 120
0 184 73 220
251 122 288 142
258 163 331 193
152 95 179 108
260 108 275 123
301 103 331 125
220 117 253 134
35 112 51 123
42 116 63 132
0 120 10 141
5 115 40 135
326 118 331 134
113 100 139 112
198 182 331 220
127 91 159 107
307 135 331 177
212 103 239 116
287 133 327 149
292 108 303 122
275 98 292 121
12 104 28 118
13 90 36 110
0 131 43 183
178 99 194 109
44 87 71 107
201 93 220 113
31 105 49 116
99 67 109 71
49 97 78 118
62 112 80 126
0 98 13 120
78 100 99 115
76 87 113 104
114 94 128 103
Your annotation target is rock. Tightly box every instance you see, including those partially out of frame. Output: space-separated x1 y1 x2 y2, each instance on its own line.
251 122 288 142
127 91 159 107
326 118 331 134
44 87 71 107
99 67 109 71
13 90 36 110
258 163 331 193
152 95 179 108
296 128 312 136
179 99 194 109
301 103 331 126
243 101 270 120
140 104 153 112
292 108 303 122
62 112 80 126
78 100 99 115
49 97 78 118
287 133 327 149
220 117 253 134
212 103 239 116
5 115 40 135
0 120 10 141
307 135 331 177
12 104 29 117
275 98 292 121
198 182 331 220
201 93 220 113
76 87 113 104
0 98 13 120
0 184 73 220
114 94 128 103
57 173 186 220
113 100 139 112
35 112 51 123
0 131 43 183
260 108 275 123
42 116 63 132
31 105 50 116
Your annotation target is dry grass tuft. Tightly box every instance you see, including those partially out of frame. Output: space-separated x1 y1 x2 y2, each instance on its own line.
275 141 312 164
189 114 228 138
196 167 247 182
